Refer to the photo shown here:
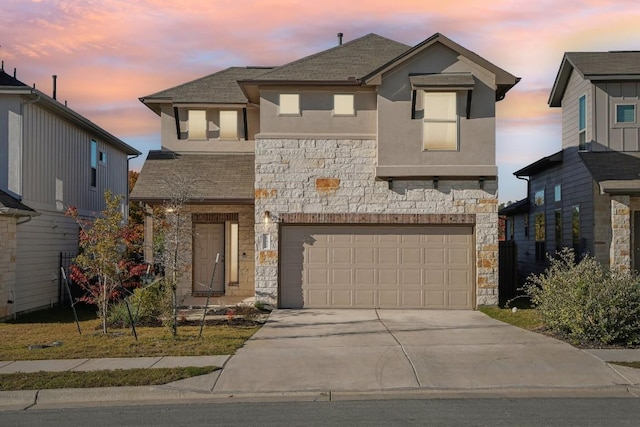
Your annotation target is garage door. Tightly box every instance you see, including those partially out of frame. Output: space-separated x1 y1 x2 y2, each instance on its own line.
280 225 474 309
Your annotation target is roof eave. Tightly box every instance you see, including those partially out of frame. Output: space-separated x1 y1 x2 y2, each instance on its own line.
514 150 564 177
0 207 41 217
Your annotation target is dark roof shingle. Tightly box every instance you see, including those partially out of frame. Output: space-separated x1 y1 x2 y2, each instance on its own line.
130 151 254 203
0 190 38 215
580 151 640 182
566 52 640 77
252 34 410 82
141 67 273 104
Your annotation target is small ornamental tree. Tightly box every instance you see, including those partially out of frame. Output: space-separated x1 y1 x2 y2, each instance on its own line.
67 190 146 334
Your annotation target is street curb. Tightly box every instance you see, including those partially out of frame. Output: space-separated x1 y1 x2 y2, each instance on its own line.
2 384 639 410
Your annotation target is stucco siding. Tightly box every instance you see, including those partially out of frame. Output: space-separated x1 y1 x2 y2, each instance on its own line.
258 88 377 137
376 43 497 175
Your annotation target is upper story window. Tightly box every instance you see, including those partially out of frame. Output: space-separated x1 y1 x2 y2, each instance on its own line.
423 91 457 151
279 94 300 115
188 110 207 139
534 188 545 206
90 139 97 188
616 104 636 124
333 94 354 116
99 150 106 164
219 111 238 139
554 184 561 202
578 95 586 150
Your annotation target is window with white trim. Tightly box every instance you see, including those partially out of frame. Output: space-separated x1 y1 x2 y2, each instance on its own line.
188 110 207 139
279 94 300 115
219 111 238 139
333 94 354 116
423 92 457 151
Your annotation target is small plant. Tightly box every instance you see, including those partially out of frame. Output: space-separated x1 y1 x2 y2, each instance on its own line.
226 309 235 322
254 301 265 311
524 248 640 346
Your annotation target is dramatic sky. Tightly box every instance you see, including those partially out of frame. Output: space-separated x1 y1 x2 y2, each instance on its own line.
2 0 639 202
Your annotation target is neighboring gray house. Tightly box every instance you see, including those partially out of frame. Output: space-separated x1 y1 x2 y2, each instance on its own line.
501 51 640 284
0 67 140 318
133 33 519 309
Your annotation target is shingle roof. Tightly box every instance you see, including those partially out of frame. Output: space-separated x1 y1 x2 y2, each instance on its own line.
0 190 38 216
566 52 640 77
514 150 563 177
251 34 410 82
498 198 529 216
0 69 28 87
580 151 640 182
141 67 273 105
130 151 254 203
549 51 640 107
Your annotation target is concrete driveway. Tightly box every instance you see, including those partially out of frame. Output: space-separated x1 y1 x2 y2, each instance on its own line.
212 309 637 394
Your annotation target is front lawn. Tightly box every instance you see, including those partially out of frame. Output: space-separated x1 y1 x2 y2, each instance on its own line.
0 305 262 361
478 305 543 331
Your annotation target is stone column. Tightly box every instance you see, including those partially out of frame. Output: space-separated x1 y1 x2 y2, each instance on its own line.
610 196 631 272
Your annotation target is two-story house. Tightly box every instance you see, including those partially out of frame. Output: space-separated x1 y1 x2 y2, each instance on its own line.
500 52 640 284
132 33 519 309
0 67 140 318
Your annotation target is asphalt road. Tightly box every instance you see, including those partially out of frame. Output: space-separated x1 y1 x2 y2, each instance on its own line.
4 398 640 426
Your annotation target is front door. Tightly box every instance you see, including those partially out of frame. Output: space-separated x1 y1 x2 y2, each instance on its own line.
193 223 225 294
634 212 640 272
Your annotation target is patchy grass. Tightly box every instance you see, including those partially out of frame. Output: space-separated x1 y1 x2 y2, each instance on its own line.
0 366 218 391
0 305 261 361
478 305 543 331
610 361 640 369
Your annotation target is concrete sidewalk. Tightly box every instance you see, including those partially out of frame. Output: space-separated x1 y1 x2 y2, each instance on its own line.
2 310 640 410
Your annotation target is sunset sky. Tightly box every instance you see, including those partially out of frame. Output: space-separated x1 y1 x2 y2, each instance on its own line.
2 0 639 202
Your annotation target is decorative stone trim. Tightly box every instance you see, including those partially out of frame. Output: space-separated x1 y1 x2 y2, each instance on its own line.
279 212 475 225
192 212 239 223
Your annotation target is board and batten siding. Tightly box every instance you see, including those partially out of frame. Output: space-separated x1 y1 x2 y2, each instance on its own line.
594 81 640 151
13 102 131 313
561 70 592 150
21 103 129 214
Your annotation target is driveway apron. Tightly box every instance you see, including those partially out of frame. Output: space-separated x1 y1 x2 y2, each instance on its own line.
212 309 632 394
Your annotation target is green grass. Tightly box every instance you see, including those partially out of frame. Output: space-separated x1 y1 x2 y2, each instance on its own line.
478 305 543 331
0 305 261 361
610 361 640 369
0 366 218 391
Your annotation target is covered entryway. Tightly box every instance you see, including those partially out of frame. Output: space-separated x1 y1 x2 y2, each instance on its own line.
193 223 225 295
280 225 474 309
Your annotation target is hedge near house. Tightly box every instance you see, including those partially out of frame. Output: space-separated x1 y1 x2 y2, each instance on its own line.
524 248 640 346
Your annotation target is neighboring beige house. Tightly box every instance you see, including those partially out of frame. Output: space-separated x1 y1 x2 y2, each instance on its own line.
132 33 519 309
501 51 640 284
0 67 140 318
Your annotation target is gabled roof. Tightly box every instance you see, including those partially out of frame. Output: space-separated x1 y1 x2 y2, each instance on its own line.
0 190 39 217
130 151 254 204
549 51 640 107
363 33 520 101
0 69 140 156
140 67 273 115
514 150 563 177
247 34 409 83
579 151 640 194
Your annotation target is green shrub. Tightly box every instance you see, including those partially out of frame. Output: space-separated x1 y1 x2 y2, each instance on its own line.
108 285 164 327
524 248 640 345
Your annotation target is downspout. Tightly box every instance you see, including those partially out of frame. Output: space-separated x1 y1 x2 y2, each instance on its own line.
173 107 181 140
516 174 531 235
242 108 248 141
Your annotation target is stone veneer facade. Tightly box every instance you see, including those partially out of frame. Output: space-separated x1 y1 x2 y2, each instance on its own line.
161 204 255 301
610 195 640 272
254 138 499 307
0 217 17 318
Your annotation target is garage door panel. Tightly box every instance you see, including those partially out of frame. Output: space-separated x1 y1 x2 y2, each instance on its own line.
280 225 473 309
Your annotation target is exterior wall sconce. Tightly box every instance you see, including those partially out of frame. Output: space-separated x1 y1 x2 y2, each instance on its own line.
388 179 393 190
479 177 485 190
433 177 439 189
264 210 271 223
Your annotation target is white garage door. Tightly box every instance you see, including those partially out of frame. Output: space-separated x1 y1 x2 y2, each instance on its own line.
280 225 474 309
